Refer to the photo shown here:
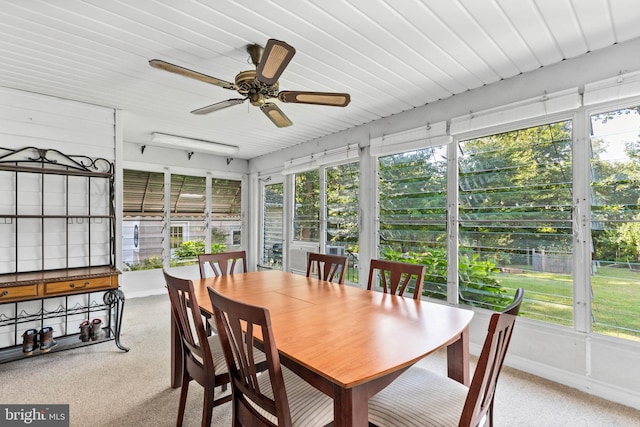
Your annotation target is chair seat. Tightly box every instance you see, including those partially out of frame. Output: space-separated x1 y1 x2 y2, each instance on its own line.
207 335 230 376
254 366 334 426
187 334 228 375
368 365 468 427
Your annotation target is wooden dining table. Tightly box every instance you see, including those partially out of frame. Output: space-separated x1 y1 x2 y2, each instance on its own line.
170 270 474 427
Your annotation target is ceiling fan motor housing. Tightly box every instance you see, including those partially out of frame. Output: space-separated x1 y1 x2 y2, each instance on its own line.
235 70 279 105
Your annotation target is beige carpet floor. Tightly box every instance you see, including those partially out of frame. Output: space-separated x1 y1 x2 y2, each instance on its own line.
1 294 639 426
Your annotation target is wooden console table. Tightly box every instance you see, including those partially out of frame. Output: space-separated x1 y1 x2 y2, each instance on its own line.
0 266 128 363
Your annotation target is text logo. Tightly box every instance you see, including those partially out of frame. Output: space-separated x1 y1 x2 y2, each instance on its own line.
1 405 69 426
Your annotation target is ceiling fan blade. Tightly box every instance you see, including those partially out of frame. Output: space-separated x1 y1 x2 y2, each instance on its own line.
255 39 296 86
191 98 247 115
278 91 351 107
149 59 236 90
260 103 293 128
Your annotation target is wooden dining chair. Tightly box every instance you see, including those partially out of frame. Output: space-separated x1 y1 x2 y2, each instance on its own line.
368 288 525 427
367 258 426 300
198 251 248 334
208 286 334 427
163 269 232 427
305 252 348 284
198 250 247 278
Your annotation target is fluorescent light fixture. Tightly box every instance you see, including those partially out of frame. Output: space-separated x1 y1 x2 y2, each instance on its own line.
150 133 239 156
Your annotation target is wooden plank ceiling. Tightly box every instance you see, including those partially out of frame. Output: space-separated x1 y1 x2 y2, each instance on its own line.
1 0 639 160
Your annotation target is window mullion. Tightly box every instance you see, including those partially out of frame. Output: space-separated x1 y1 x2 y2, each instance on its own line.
572 111 591 333
447 138 459 305
205 173 212 253
319 167 327 251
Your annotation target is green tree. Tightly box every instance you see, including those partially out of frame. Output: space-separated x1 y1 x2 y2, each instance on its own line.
591 108 640 264
458 121 574 263
326 163 359 244
294 170 320 241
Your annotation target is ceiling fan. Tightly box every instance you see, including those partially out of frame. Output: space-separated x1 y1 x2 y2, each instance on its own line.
149 39 351 128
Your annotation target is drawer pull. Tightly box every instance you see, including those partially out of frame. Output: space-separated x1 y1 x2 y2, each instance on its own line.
0 290 8 298
70 281 90 289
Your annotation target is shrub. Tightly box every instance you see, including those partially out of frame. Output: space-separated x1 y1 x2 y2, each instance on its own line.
380 247 508 309
174 240 206 259
127 255 163 271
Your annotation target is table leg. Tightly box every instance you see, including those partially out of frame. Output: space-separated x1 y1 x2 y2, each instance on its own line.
170 310 183 388
447 325 470 385
333 384 369 427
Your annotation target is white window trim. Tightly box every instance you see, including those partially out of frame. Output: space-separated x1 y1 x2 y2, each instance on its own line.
282 144 360 174
450 88 581 140
584 70 640 106
370 121 449 157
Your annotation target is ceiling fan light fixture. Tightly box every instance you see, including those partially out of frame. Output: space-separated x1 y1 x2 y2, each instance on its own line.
261 103 293 128
256 39 296 85
150 132 239 156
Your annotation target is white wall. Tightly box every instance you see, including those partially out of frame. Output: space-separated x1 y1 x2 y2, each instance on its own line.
0 87 116 159
0 87 117 347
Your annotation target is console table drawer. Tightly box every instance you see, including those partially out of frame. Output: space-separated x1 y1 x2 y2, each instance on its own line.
44 276 116 295
0 284 39 303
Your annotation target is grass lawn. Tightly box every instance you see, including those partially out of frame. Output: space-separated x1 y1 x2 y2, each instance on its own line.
497 266 640 341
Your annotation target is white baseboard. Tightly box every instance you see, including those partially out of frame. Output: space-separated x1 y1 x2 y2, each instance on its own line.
124 288 167 299
503 351 640 411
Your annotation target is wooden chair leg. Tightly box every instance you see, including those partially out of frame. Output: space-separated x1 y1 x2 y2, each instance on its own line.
177 373 189 426
488 401 494 427
202 385 215 427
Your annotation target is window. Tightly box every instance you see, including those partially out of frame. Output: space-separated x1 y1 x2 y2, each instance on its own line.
293 170 320 242
171 174 206 266
122 169 165 270
169 225 184 248
122 170 242 269
590 107 640 340
262 182 284 268
458 121 574 317
326 162 359 282
378 146 448 299
210 177 242 251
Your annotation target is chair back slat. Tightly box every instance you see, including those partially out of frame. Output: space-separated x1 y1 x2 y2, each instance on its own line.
209 287 292 427
459 288 524 427
199 250 247 278
367 259 426 300
306 252 348 284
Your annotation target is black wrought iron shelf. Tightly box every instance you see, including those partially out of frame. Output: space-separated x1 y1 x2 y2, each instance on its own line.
0 330 117 364
0 147 128 361
0 287 128 364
